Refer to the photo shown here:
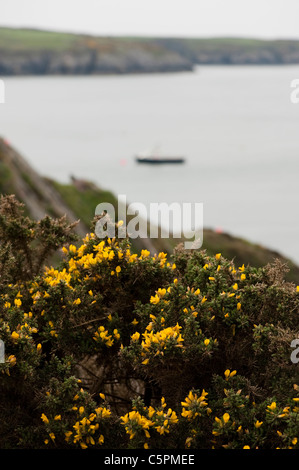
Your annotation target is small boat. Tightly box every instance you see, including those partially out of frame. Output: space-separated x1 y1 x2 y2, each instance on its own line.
135 155 185 164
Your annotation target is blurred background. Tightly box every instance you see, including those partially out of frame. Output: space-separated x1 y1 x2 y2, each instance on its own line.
1 0 299 272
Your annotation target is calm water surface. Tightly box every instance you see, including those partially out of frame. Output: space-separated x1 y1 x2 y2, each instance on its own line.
1 66 299 262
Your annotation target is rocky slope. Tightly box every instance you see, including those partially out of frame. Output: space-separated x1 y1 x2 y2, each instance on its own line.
0 137 87 236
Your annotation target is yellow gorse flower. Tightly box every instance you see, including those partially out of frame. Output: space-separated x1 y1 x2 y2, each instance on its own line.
224 369 237 380
93 326 114 347
139 324 184 361
181 389 208 420
8 355 16 366
150 294 160 304
267 402 277 411
64 405 110 449
121 397 178 440
11 331 19 341
41 413 49 424
140 249 150 259
214 412 230 427
131 332 140 342
44 267 72 287
115 266 121 275
150 287 167 305
121 410 154 440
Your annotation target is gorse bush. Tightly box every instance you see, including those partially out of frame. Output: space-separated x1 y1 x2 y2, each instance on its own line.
0 195 299 449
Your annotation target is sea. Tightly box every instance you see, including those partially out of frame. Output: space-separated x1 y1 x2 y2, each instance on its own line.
1 65 299 263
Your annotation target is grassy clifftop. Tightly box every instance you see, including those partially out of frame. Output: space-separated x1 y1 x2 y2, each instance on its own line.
0 27 80 51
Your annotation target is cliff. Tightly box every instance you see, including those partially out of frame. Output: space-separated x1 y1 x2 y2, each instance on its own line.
156 37 299 65
0 28 193 75
2 28 299 76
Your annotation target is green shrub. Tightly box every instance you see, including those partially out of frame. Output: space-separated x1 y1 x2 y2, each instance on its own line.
0 195 299 449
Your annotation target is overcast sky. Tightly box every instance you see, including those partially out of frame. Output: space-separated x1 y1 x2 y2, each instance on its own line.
1 0 299 39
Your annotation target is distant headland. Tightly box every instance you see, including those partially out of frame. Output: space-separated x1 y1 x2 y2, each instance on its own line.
1 27 299 75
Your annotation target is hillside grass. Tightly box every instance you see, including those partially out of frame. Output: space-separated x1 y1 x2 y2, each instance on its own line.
50 179 118 228
1 26 299 56
0 27 80 51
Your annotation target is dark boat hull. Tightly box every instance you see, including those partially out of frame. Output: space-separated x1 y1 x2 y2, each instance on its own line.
136 157 185 164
